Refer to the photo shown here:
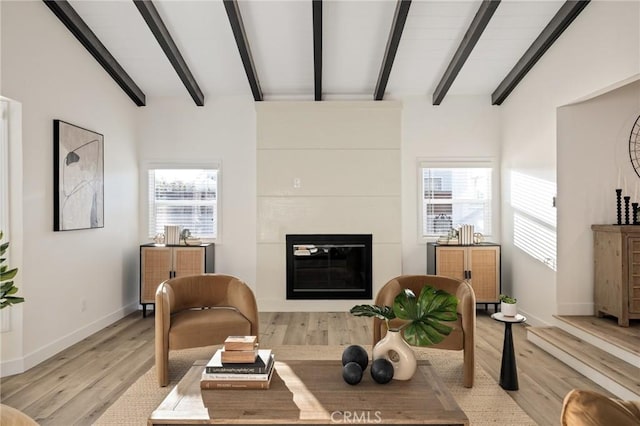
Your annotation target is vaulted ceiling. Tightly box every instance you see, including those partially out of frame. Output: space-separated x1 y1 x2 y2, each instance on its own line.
43 0 590 107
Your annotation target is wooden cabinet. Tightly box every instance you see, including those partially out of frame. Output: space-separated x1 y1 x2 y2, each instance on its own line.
427 243 501 306
140 244 214 316
592 225 640 327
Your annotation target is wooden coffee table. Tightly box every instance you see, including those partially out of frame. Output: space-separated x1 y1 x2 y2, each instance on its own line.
148 359 468 425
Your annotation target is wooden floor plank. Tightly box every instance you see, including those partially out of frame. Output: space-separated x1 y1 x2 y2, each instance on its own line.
0 310 622 426
528 326 640 394
556 315 640 355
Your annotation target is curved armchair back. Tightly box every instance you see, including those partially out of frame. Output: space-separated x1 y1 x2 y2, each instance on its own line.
155 274 259 386
373 274 476 387
158 274 259 327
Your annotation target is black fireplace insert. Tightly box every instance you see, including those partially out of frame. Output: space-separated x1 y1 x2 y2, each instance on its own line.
286 234 372 300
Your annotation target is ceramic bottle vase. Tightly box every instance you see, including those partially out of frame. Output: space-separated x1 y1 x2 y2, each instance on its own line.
372 329 417 380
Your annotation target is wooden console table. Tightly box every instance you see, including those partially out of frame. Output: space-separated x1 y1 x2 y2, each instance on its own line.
592 225 640 326
148 359 468 425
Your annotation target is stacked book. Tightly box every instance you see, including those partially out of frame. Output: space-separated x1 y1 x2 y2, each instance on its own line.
459 224 474 245
201 336 274 390
164 225 181 245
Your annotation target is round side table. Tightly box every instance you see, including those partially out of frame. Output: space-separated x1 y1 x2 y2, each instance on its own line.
491 312 526 391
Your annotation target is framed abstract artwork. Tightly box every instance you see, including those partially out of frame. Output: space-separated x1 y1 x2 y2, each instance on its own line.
53 120 104 231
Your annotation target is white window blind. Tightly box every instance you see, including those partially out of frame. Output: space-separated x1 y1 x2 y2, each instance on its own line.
421 166 492 237
147 168 218 239
511 171 557 270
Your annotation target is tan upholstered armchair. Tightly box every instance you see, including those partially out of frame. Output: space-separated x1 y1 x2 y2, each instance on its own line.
373 275 476 388
561 389 640 425
155 274 259 386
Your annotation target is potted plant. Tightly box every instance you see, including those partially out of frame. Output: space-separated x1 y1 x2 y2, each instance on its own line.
499 294 517 317
1 231 24 309
350 286 458 379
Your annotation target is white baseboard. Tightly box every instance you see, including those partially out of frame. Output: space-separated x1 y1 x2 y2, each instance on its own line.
0 355 25 377
515 308 550 328
258 298 371 313
1 302 138 377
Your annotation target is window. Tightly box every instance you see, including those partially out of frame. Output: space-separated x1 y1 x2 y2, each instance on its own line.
421 163 493 238
511 171 557 270
147 167 218 239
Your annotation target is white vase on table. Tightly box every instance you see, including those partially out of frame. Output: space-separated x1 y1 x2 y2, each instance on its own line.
372 329 417 380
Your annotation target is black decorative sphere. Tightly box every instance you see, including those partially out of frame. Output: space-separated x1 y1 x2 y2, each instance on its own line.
341 345 369 370
342 361 363 385
370 358 394 384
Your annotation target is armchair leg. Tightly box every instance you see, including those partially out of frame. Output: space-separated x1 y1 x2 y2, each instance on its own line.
463 349 474 388
157 349 169 387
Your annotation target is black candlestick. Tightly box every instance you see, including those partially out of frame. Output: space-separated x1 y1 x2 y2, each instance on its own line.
624 196 631 224
617 189 623 225
634 203 639 225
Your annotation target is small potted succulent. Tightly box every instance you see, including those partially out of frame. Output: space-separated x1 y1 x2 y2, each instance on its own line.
499 294 517 317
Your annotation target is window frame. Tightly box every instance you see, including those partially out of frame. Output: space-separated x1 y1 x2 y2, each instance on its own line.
418 158 498 242
142 160 221 243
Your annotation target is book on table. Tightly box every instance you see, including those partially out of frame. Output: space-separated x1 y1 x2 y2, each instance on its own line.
223 335 257 351
206 349 273 374
202 350 275 390
220 348 259 364
200 365 274 390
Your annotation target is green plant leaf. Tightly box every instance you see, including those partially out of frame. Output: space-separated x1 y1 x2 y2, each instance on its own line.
350 284 458 347
392 285 458 347
393 289 419 321
0 233 23 309
349 304 395 321
403 319 452 346
499 294 516 304
0 281 14 292
1 268 18 282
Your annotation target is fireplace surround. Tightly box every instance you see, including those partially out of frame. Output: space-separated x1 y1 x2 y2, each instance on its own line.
286 234 372 300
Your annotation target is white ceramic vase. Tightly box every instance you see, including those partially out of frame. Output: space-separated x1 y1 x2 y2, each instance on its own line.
501 301 517 317
372 329 417 380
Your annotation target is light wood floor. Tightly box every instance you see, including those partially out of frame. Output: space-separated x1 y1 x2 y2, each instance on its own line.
0 310 614 426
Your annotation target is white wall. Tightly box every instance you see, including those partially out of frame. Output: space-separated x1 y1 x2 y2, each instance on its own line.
400 95 501 275
136 96 257 287
500 1 640 325
557 81 640 315
255 101 402 311
1 1 140 374
0 99 24 370
136 97 502 312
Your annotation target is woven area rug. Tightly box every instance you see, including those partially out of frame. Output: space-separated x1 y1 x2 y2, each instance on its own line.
94 345 536 425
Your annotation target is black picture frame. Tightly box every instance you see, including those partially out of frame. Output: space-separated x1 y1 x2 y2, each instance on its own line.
53 120 104 231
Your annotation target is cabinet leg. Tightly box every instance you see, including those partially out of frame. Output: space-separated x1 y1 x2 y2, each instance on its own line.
618 318 630 327
143 304 147 318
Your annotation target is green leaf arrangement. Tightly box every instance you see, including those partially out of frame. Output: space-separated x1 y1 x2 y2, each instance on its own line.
350 285 458 346
499 294 516 304
1 231 24 309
